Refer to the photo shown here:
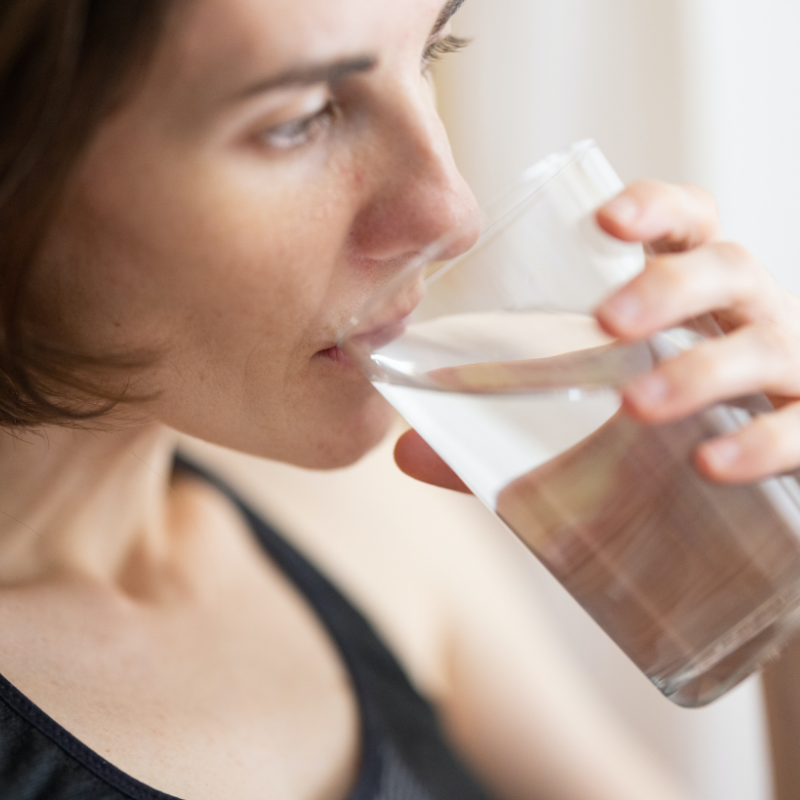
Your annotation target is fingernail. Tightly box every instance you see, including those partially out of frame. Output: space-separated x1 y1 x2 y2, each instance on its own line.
603 195 640 226
703 439 742 470
626 374 669 408
602 292 641 327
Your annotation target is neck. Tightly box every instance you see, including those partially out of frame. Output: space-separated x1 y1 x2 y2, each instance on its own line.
0 422 179 590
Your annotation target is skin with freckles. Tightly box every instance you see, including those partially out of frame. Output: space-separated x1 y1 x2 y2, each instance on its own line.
32 0 477 469
4 0 800 798
0 2 489 799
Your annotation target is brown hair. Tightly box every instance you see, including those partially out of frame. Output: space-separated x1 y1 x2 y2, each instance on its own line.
0 0 173 427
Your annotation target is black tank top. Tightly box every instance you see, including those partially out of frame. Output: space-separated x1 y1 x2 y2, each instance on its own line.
0 457 496 800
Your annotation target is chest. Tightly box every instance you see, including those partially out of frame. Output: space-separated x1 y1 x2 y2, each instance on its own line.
0 561 361 800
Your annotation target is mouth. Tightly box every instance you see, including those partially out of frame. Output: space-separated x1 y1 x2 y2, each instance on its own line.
314 312 411 374
317 276 424 369
315 344 354 366
348 314 410 352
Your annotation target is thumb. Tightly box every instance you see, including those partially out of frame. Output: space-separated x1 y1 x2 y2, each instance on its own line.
393 429 471 494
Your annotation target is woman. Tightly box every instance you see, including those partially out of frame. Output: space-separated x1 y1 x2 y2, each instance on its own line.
1 1 799 799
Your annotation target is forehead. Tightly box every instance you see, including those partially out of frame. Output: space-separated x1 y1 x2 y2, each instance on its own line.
168 0 443 84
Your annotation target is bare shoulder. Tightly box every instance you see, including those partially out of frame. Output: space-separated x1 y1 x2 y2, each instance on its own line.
181 424 691 800
178 419 531 698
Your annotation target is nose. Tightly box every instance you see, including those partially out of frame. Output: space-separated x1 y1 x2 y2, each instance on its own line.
347 81 481 265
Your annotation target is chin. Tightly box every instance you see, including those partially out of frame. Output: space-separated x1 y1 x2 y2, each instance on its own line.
224 383 397 471
174 372 397 471
298 391 397 470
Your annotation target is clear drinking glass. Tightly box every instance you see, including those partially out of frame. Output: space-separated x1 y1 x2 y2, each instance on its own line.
339 140 800 707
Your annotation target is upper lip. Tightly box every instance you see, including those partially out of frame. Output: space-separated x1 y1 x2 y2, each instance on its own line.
349 313 410 352
318 285 424 354
316 310 412 354
340 299 418 349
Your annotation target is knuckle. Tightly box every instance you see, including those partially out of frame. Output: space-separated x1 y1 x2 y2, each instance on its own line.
627 178 666 197
682 184 720 224
753 413 791 456
684 345 725 385
650 255 692 295
712 240 753 270
729 403 800 477
754 323 794 363
709 241 771 299
710 241 766 285
661 346 720 398
753 323 800 385
785 404 800 447
626 180 675 214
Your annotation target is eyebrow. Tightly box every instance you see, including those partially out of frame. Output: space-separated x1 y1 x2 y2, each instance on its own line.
235 0 466 99
238 55 378 98
431 0 468 39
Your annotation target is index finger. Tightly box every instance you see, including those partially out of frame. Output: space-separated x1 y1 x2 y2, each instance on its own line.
597 181 722 253
394 429 471 493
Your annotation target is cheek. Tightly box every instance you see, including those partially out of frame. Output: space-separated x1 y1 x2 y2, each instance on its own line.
38 151 353 366
159 154 372 372
34 119 388 465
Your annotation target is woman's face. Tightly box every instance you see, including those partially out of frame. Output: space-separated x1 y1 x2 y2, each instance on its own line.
36 0 477 467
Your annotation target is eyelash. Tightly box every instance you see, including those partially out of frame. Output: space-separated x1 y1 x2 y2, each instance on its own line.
261 101 339 150
259 34 471 152
422 34 471 69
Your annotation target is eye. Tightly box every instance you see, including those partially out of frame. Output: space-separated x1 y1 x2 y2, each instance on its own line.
422 34 471 72
260 100 339 150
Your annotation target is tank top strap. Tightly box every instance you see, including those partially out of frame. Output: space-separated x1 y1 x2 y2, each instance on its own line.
173 454 495 800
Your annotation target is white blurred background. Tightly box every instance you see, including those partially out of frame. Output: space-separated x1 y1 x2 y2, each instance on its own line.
434 1 800 798
190 3 800 799
435 0 800 296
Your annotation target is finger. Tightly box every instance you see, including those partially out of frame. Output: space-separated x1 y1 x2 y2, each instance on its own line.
393 429 471 493
597 241 777 341
696 401 800 483
622 324 800 423
597 181 722 253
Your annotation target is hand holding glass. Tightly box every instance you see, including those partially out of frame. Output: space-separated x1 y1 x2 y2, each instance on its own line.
339 141 800 707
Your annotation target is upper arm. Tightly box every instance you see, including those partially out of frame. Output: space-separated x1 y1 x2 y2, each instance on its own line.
431 523 692 800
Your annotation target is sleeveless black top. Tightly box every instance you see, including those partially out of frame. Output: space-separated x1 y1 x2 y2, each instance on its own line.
0 457 496 800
